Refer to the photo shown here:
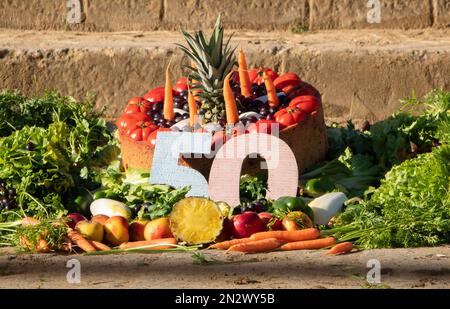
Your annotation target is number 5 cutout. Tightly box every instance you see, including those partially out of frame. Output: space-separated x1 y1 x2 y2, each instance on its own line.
149 132 211 197
209 133 298 206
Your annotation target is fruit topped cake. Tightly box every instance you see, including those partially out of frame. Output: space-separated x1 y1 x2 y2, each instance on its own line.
116 16 327 176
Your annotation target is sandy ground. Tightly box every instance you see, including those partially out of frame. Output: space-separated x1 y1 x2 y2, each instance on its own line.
0 246 449 289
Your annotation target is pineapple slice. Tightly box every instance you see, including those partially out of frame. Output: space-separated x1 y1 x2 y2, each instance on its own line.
170 197 223 245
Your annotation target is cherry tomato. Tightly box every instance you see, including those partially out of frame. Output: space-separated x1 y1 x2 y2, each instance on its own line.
273 73 301 91
147 128 172 147
124 97 152 114
246 119 279 134
174 77 189 93
274 107 307 128
129 121 158 142
253 68 279 86
288 95 321 113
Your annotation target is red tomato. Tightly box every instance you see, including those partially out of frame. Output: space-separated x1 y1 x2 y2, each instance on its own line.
174 77 188 93
129 112 151 122
116 114 138 132
129 121 158 142
253 68 279 85
248 68 260 83
273 73 301 91
147 128 172 147
116 113 151 132
247 119 279 134
274 107 307 128
285 82 320 99
289 95 321 113
124 97 152 114
143 87 168 103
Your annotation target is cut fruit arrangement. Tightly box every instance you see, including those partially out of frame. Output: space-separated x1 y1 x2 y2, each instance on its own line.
116 16 327 173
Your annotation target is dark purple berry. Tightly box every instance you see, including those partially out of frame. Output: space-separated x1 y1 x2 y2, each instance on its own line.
152 102 163 112
26 142 35 151
174 101 184 109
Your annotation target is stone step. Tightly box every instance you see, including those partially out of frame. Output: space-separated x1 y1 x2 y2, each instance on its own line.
0 0 448 32
0 29 449 122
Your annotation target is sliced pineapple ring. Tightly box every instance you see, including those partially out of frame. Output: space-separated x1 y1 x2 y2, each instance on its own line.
170 197 223 245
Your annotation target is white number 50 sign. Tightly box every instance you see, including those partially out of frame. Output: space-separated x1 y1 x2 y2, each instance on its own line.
150 132 299 206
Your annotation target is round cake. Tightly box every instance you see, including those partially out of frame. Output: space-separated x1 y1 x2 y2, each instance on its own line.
116 18 327 177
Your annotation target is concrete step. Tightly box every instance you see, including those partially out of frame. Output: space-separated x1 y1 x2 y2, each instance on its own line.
0 0 448 32
0 29 449 122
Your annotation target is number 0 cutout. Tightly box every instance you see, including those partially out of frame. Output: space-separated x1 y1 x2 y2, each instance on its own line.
209 133 299 206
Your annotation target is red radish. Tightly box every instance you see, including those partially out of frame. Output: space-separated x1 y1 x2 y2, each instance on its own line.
67 213 87 229
254 68 279 86
289 95 321 113
174 77 189 93
274 73 301 90
247 119 278 135
232 211 265 239
258 212 283 231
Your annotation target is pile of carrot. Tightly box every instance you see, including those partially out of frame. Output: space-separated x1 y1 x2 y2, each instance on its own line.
209 228 354 255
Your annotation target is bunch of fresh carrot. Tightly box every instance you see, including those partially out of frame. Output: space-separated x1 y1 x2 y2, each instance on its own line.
68 231 180 253
209 228 353 255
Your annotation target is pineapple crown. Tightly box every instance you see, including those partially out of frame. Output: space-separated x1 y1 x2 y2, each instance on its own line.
176 15 237 99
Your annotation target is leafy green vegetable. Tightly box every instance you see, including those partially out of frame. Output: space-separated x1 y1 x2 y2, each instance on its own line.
239 174 267 204
327 145 450 248
0 91 118 220
326 89 449 169
136 185 191 220
94 163 190 220
301 148 382 198
326 121 372 160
